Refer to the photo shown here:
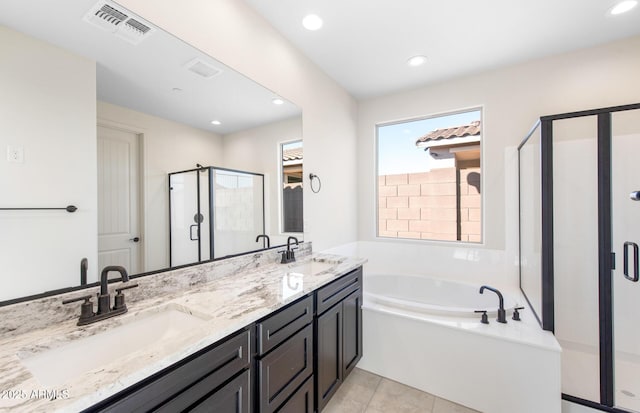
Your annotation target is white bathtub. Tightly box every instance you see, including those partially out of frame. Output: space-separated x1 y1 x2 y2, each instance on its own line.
358 273 562 413
365 274 517 318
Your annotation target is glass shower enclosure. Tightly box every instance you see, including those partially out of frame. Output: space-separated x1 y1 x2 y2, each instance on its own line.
518 103 640 413
169 166 265 267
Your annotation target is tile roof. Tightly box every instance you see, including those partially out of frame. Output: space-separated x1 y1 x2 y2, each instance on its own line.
283 147 303 161
416 120 481 144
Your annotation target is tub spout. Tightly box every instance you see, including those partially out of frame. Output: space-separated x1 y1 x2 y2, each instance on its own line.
479 285 506 323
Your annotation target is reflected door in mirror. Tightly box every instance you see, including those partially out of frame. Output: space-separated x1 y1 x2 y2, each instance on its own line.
97 125 141 274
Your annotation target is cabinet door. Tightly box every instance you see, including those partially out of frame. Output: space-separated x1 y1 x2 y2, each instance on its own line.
189 370 250 413
342 289 362 379
316 302 343 412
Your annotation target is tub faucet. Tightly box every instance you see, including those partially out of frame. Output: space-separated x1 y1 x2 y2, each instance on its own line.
479 285 506 323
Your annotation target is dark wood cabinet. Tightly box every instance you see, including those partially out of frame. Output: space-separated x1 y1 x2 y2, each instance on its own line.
90 329 252 413
316 299 343 411
342 289 363 378
315 268 363 412
189 370 251 413
256 295 315 413
258 324 313 412
276 376 314 413
87 266 363 413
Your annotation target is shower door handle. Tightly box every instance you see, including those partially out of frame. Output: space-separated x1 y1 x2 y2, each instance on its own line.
623 241 639 282
190 224 199 241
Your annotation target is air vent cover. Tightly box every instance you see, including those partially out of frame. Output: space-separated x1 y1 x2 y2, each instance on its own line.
83 1 155 45
184 58 222 79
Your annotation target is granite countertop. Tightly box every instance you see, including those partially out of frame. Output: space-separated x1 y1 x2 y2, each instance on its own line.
0 252 366 412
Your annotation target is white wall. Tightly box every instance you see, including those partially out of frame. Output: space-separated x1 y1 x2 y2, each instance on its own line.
97 101 225 272
117 0 359 252
0 26 97 300
222 116 303 247
357 35 640 289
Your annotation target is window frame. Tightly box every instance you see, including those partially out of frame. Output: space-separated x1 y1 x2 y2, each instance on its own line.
374 106 485 245
279 139 304 235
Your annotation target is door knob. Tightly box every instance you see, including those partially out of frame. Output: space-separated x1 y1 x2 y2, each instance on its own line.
129 237 140 243
630 191 640 201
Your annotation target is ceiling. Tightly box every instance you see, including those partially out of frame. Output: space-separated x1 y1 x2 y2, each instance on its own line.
0 0 300 135
244 0 640 99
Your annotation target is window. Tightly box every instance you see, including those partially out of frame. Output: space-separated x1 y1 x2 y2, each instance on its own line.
377 109 482 242
281 141 303 233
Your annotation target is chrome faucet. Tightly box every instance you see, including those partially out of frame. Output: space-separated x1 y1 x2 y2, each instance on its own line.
256 234 270 248
63 265 138 326
479 285 506 323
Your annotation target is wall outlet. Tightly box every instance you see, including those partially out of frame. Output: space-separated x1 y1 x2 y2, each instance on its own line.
6 146 24 163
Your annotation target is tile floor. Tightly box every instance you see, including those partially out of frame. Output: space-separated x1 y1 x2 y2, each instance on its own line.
323 368 481 413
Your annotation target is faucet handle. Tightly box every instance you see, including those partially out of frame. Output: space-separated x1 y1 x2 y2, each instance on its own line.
114 284 138 311
62 294 93 305
474 310 489 324
512 306 525 321
63 295 95 324
115 283 139 294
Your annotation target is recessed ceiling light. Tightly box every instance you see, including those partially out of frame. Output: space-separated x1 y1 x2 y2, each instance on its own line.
302 14 323 31
407 55 428 67
610 0 638 15
210 120 221 125
272 98 285 105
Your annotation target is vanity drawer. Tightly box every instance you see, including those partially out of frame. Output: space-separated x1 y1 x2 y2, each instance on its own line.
316 267 362 315
94 328 251 413
258 324 313 413
275 375 314 413
257 294 313 356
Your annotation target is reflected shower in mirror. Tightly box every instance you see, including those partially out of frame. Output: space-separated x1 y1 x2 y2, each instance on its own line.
0 0 302 302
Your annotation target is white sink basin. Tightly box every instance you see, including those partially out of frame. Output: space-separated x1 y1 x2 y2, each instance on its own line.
287 261 334 276
19 307 207 387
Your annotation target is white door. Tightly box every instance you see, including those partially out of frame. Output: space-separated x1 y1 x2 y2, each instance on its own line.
612 109 640 413
97 125 140 275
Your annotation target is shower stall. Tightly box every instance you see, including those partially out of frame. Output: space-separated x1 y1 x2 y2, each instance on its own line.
169 166 265 267
519 103 640 413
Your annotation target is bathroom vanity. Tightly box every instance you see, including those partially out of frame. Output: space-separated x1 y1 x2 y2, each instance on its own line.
0 247 364 413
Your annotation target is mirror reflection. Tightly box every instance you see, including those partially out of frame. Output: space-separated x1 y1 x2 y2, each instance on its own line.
0 0 303 302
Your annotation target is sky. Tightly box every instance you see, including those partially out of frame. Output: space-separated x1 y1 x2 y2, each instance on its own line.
377 110 481 175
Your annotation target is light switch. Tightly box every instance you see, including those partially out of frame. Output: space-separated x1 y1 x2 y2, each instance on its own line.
6 146 24 163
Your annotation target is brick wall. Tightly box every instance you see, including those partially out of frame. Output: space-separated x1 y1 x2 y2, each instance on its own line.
378 167 481 242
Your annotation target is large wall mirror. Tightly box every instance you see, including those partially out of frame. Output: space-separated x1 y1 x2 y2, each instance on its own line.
0 0 303 302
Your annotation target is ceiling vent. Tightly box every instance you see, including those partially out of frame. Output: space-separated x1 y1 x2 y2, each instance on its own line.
83 1 155 45
184 58 222 79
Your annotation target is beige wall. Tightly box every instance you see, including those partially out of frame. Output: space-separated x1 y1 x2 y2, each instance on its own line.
118 0 359 251
358 34 640 284
97 101 225 272
0 26 97 300
222 116 302 247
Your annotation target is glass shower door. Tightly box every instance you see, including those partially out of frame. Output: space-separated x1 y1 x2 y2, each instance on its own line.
211 169 264 258
552 116 601 403
612 109 640 413
169 170 210 266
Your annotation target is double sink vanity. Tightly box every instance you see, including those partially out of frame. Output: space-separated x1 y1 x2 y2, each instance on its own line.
0 245 365 412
